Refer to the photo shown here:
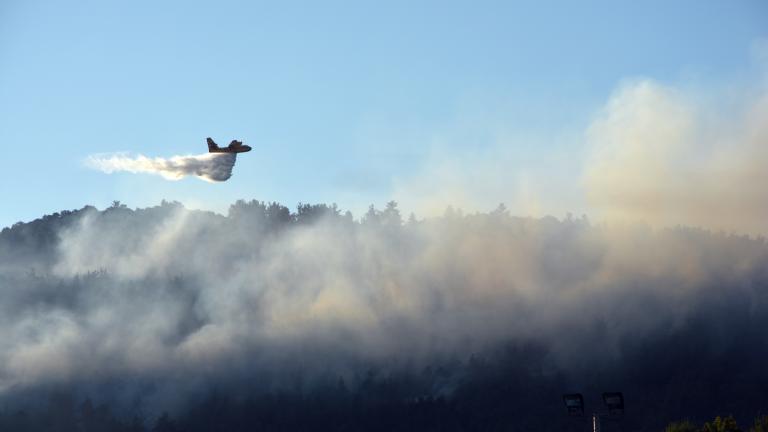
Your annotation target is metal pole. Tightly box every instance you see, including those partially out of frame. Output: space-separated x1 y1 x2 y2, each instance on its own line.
592 413 601 432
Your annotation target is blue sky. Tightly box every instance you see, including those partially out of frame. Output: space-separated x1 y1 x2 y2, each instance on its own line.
1 0 766 228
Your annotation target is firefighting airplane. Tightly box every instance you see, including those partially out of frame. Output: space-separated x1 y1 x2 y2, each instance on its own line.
207 137 252 153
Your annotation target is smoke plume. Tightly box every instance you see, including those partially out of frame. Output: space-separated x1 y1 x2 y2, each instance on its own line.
584 80 768 234
4 77 768 430
1 199 767 429
86 153 237 182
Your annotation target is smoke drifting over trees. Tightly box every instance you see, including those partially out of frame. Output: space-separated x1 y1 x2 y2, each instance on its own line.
584 80 768 235
1 200 767 430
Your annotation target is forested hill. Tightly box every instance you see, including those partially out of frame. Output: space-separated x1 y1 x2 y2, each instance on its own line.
1 200 767 431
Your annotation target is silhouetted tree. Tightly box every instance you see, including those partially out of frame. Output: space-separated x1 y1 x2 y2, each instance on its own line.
363 204 380 225
666 420 698 432
152 413 179 432
296 202 340 224
110 200 128 210
266 201 292 225
750 415 768 432
45 393 77 432
381 201 402 226
703 416 742 432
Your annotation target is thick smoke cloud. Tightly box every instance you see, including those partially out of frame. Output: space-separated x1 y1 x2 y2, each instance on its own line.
585 80 768 234
86 153 237 182
1 201 767 429
391 77 768 236
4 78 768 429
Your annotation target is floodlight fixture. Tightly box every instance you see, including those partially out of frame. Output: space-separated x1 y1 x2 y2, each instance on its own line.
562 393 585 416
602 392 624 416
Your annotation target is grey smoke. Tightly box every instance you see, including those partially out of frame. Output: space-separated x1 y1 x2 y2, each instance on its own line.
86 153 237 182
1 201 767 422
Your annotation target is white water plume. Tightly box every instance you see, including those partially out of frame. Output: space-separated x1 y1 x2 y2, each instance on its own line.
86 153 237 182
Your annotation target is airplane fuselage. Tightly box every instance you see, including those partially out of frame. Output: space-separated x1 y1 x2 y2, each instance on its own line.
207 137 251 153
209 145 252 154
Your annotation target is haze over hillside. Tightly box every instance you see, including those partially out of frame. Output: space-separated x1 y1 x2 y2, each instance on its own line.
1 200 767 430
3 1 767 430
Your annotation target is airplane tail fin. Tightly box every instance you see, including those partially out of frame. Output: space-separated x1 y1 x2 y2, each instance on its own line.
207 137 218 152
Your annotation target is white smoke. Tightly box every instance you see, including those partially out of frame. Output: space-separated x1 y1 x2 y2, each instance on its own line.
2 202 767 402
584 79 768 234
86 153 237 182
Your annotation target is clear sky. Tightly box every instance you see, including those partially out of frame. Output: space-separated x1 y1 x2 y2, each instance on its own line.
1 0 766 228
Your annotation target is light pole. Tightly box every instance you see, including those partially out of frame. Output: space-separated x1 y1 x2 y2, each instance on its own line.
602 392 624 417
562 391 624 432
563 393 585 417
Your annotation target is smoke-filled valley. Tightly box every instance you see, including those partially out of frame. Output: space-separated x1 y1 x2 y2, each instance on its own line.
1 200 767 431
